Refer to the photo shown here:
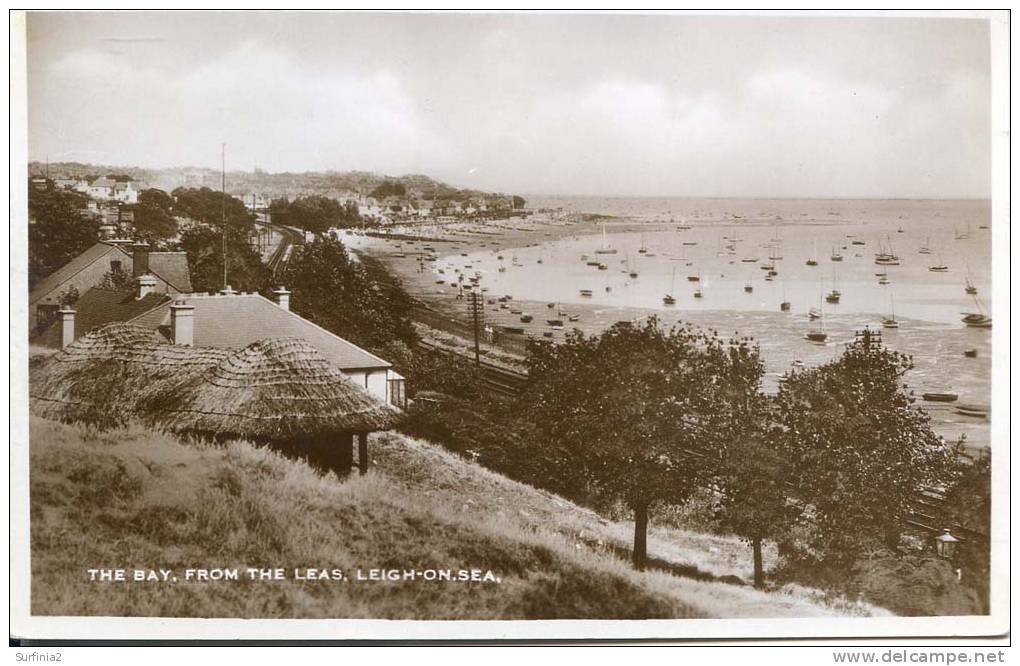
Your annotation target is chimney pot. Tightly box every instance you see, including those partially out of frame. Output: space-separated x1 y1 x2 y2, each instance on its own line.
131 240 151 277
219 285 237 296
136 273 158 300
58 308 76 349
273 286 291 311
170 300 195 346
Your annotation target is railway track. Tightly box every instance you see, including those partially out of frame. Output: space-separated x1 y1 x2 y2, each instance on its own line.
415 340 528 397
264 223 305 276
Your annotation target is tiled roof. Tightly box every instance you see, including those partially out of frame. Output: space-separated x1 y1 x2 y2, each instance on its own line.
147 252 193 293
149 293 391 371
29 242 130 305
32 287 171 346
72 288 173 337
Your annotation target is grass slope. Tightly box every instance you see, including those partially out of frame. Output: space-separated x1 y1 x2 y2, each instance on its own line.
29 416 882 619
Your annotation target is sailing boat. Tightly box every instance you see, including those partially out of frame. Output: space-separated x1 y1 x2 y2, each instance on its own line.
965 267 978 295
663 268 677 305
961 296 992 328
780 283 791 312
875 235 900 265
594 223 617 254
825 268 841 304
628 255 639 279
638 234 648 254
882 296 899 329
929 250 949 272
806 240 819 266
693 272 704 298
830 245 844 262
805 288 827 342
918 236 932 255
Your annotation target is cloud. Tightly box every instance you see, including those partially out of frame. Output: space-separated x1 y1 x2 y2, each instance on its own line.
40 41 452 174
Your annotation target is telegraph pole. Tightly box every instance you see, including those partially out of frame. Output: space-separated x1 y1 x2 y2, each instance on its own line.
468 290 483 366
221 143 227 290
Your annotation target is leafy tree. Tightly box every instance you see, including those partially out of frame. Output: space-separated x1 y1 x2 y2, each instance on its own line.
98 263 133 290
280 237 417 353
28 182 97 287
137 188 174 211
773 331 956 564
130 188 178 242
171 187 254 230
370 180 406 198
715 436 794 588
269 196 360 233
520 318 766 569
179 225 269 294
512 195 526 210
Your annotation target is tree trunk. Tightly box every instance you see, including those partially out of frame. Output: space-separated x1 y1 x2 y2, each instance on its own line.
633 502 649 571
752 537 764 589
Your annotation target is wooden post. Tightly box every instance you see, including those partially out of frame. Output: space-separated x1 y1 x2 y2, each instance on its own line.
752 537 764 589
633 503 649 571
357 432 369 475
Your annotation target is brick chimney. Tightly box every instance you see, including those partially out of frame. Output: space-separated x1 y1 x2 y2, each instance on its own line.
170 300 195 346
136 273 158 300
131 240 150 277
58 308 75 349
273 286 291 311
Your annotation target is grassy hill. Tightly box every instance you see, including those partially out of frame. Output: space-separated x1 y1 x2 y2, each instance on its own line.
29 416 885 619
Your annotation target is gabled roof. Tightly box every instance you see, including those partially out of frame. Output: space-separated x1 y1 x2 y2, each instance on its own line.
148 293 391 371
147 252 193 293
30 287 171 348
29 242 131 305
70 288 173 338
91 177 117 188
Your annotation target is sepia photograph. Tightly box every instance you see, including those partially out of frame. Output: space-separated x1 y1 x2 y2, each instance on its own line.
8 9 1010 644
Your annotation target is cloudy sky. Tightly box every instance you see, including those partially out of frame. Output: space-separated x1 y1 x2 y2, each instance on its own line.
26 12 991 198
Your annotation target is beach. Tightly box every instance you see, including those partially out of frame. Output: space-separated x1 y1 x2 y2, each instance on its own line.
343 197 992 454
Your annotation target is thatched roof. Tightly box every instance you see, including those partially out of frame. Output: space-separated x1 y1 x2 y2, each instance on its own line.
30 323 401 437
142 336 401 438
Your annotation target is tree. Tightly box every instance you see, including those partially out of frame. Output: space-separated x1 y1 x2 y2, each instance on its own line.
269 196 360 233
98 263 133 290
512 195 526 210
171 187 254 230
280 237 417 353
179 225 269 294
715 436 793 588
370 180 406 198
28 182 97 288
773 331 956 564
520 318 765 569
130 188 178 242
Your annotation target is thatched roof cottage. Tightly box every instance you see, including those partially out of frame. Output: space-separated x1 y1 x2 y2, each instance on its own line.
40 285 406 409
30 324 401 475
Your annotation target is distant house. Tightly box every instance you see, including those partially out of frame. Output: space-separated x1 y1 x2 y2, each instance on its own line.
30 176 51 191
41 286 405 408
29 240 193 331
85 175 139 203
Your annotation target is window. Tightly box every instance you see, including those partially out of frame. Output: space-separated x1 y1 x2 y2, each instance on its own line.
387 377 406 409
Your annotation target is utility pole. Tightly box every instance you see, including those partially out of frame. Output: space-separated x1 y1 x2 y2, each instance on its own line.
221 143 227 290
468 290 483 366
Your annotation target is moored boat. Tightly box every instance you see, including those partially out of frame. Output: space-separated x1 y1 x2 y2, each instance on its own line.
922 392 958 402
